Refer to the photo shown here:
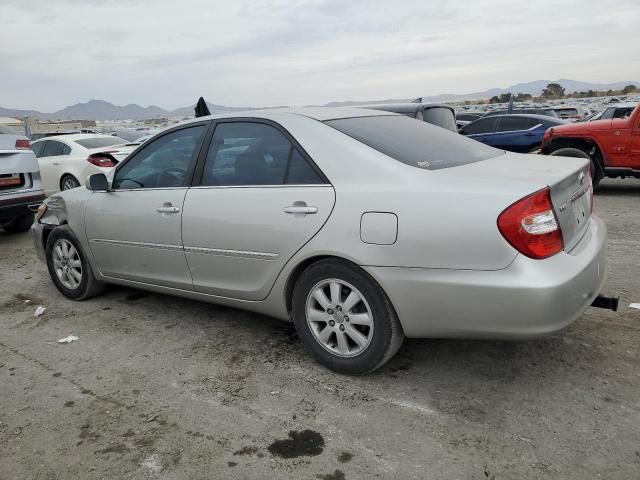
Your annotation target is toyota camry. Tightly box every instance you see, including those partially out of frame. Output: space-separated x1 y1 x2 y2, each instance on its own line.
32 107 607 374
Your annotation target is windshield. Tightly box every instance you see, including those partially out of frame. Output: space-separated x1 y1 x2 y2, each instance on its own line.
75 137 126 149
325 115 502 170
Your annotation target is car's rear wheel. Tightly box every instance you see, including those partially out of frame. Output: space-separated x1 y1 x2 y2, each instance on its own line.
61 174 81 191
292 259 404 374
550 147 603 189
45 226 104 300
2 213 34 234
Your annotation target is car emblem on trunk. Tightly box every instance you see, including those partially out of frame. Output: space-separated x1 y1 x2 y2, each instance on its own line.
578 171 585 185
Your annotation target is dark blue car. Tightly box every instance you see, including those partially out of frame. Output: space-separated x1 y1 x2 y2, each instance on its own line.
459 114 567 153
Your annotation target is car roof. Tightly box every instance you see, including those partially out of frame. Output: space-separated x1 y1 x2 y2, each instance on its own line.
31 133 123 143
476 114 561 122
608 102 638 108
182 107 400 125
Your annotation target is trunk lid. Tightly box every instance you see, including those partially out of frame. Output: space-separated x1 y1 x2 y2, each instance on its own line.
441 152 592 252
0 134 40 194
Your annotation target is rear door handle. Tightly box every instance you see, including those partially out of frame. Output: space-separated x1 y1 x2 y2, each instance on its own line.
52 160 61 165
285 206 318 214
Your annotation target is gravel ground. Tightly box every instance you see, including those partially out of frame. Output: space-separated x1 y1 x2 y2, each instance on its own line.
1 178 639 480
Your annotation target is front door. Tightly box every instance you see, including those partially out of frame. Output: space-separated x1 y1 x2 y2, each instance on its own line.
182 121 335 300
85 123 208 289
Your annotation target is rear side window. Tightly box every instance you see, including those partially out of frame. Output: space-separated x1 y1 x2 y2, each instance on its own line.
326 115 501 170
202 122 325 186
462 117 498 135
43 140 66 157
75 137 126 149
422 107 457 132
496 117 531 132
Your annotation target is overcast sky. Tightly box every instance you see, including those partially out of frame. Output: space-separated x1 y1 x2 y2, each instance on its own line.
1 0 639 111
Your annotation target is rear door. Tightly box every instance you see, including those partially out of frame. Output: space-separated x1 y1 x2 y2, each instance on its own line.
37 140 69 194
182 120 335 300
85 123 208 289
492 117 541 152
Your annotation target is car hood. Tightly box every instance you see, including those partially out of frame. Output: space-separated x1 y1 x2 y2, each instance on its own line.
548 118 611 134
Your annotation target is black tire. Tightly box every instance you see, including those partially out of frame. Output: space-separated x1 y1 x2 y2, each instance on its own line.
60 174 81 191
2 213 34 234
45 226 105 300
292 259 404 374
550 147 603 189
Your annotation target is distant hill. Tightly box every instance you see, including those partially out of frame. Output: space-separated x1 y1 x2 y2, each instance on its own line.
1 79 637 120
412 79 640 103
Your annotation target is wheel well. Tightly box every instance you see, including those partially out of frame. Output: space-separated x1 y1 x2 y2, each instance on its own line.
285 255 361 317
545 137 604 167
41 222 67 251
59 174 79 190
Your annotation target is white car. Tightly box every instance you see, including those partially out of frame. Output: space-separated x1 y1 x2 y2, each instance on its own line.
30 134 137 195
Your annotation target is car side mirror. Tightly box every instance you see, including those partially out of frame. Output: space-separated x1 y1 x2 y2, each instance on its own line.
86 173 110 192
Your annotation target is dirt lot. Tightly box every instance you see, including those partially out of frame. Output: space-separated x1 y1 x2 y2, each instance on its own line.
1 179 639 480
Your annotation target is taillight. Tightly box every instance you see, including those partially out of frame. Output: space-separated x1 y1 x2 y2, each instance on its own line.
497 187 564 259
87 155 117 167
15 139 30 150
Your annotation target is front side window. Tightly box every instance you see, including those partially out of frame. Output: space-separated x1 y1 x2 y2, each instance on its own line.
462 117 498 135
31 141 46 157
113 125 205 189
202 122 324 186
327 115 502 170
495 117 530 132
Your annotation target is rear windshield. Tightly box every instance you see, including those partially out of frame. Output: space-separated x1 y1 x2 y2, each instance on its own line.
422 107 457 131
556 108 578 115
74 137 126 149
325 115 503 170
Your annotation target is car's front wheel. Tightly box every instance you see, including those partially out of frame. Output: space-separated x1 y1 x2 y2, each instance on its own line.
292 259 404 374
45 226 104 300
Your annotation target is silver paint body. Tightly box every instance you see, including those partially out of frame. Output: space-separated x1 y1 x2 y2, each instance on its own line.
32 108 607 338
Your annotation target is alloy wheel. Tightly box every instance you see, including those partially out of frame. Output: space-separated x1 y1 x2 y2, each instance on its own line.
52 239 83 290
305 279 374 358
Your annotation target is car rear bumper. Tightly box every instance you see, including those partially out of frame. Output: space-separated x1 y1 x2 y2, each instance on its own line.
365 216 607 339
0 193 45 222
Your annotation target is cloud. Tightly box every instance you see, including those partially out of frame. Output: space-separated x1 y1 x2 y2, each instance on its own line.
1 0 639 111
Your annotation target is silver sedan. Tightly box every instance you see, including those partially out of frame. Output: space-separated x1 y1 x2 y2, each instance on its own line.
32 107 606 373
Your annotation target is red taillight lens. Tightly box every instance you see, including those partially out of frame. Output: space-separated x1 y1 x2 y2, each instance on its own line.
497 187 564 259
87 155 117 167
15 139 30 150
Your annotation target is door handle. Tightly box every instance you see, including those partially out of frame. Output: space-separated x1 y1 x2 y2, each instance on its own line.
52 161 61 165
157 202 180 214
284 206 318 214
524 132 536 137
284 201 318 215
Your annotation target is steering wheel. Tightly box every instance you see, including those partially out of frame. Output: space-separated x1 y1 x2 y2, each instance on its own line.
158 167 187 187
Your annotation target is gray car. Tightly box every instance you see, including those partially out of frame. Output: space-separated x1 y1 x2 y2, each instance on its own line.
32 107 606 373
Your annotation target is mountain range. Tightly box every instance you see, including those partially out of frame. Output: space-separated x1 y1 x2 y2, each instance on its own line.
1 79 637 121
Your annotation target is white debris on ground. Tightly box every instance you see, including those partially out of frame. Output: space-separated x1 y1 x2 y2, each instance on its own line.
34 306 46 317
58 335 79 344
629 303 640 310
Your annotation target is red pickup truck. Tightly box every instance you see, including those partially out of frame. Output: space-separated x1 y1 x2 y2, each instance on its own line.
541 103 640 187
